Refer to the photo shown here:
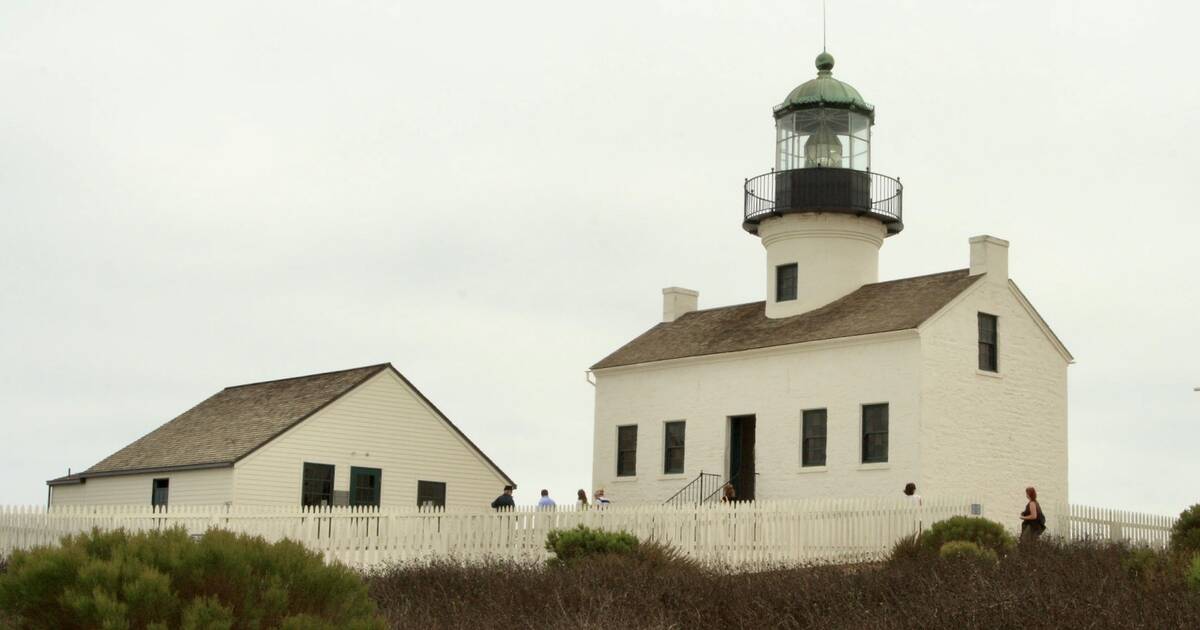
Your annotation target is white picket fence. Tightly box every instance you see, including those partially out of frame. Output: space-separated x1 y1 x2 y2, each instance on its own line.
1048 502 1178 548
0 499 1178 569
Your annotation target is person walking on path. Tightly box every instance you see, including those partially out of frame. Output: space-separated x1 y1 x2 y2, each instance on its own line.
720 483 737 503
576 489 589 508
490 485 515 511
903 482 923 506
537 489 556 510
1019 486 1047 542
593 489 610 508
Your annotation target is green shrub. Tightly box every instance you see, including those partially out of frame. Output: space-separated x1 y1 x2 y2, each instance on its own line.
938 541 998 564
0 527 384 630
887 533 933 565
1171 504 1200 555
921 516 1014 556
1122 546 1165 580
1188 555 1200 592
545 525 639 564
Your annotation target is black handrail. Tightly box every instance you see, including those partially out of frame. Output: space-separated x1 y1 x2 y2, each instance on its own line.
664 472 721 507
743 167 903 235
703 472 739 504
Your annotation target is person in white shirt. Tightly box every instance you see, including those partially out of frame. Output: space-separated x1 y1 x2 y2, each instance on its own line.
593 489 610 508
537 489 556 510
903 482 923 506
904 482 925 534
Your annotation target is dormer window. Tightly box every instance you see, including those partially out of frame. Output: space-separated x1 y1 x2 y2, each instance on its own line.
776 263 798 302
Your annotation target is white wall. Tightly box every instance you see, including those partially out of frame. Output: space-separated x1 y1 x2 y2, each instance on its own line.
49 467 232 506
918 276 1070 528
592 332 924 504
233 370 509 509
758 213 885 318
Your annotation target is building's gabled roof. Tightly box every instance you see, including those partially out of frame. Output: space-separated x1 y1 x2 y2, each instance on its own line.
592 269 983 370
48 363 515 486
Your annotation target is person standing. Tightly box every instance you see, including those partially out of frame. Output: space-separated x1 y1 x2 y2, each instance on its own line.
720 483 737 503
490 485 515 511
537 489 556 510
903 482 923 507
1019 486 1047 542
576 489 589 508
593 489 610 508
904 482 925 534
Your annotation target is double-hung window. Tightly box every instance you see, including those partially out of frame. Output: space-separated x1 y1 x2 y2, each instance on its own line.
617 425 638 477
801 409 827 467
978 313 998 372
301 462 335 507
350 467 382 507
416 480 446 508
151 478 169 507
663 421 686 474
861 404 889 464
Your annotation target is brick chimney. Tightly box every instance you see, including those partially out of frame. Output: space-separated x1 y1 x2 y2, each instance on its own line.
662 287 699 323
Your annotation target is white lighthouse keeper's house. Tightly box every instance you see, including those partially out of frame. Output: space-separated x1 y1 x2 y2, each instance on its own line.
589 52 1072 522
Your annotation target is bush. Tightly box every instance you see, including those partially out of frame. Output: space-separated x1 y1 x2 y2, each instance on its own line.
0 527 384 630
921 516 1014 556
545 525 639 563
1188 555 1200 592
939 541 998 565
887 533 933 565
367 538 1200 629
1172 504 1200 555
1122 546 1166 580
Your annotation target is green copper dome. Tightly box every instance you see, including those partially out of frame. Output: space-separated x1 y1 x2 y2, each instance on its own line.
774 52 874 121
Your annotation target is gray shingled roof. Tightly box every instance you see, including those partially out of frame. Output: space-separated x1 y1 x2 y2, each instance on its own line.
592 269 983 370
48 363 516 486
55 365 390 482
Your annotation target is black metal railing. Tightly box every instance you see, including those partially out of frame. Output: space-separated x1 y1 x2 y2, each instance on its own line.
743 167 903 235
702 472 739 504
664 472 722 507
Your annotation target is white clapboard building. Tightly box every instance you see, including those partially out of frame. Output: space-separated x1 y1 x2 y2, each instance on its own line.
48 364 513 509
589 52 1072 521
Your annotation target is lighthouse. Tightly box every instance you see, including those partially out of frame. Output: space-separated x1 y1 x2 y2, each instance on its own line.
743 52 903 319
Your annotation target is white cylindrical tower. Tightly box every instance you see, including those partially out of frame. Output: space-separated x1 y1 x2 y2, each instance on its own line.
742 52 903 319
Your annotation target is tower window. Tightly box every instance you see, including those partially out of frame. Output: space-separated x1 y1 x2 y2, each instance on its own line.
978 313 998 372
776 263 798 302
861 404 888 464
802 409 827 467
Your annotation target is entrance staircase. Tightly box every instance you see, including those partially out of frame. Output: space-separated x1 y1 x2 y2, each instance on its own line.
663 472 741 507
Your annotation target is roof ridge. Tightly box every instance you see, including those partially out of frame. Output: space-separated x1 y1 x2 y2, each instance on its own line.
592 268 982 370
677 269 968 318
866 268 969 286
682 299 765 315
223 363 390 390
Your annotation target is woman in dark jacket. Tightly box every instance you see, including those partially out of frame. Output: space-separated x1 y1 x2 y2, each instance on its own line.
1019 486 1047 542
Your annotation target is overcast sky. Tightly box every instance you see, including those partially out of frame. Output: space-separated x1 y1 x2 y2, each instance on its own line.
1 1 1197 516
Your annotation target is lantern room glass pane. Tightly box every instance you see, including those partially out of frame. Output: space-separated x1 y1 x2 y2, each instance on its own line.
775 109 871 171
